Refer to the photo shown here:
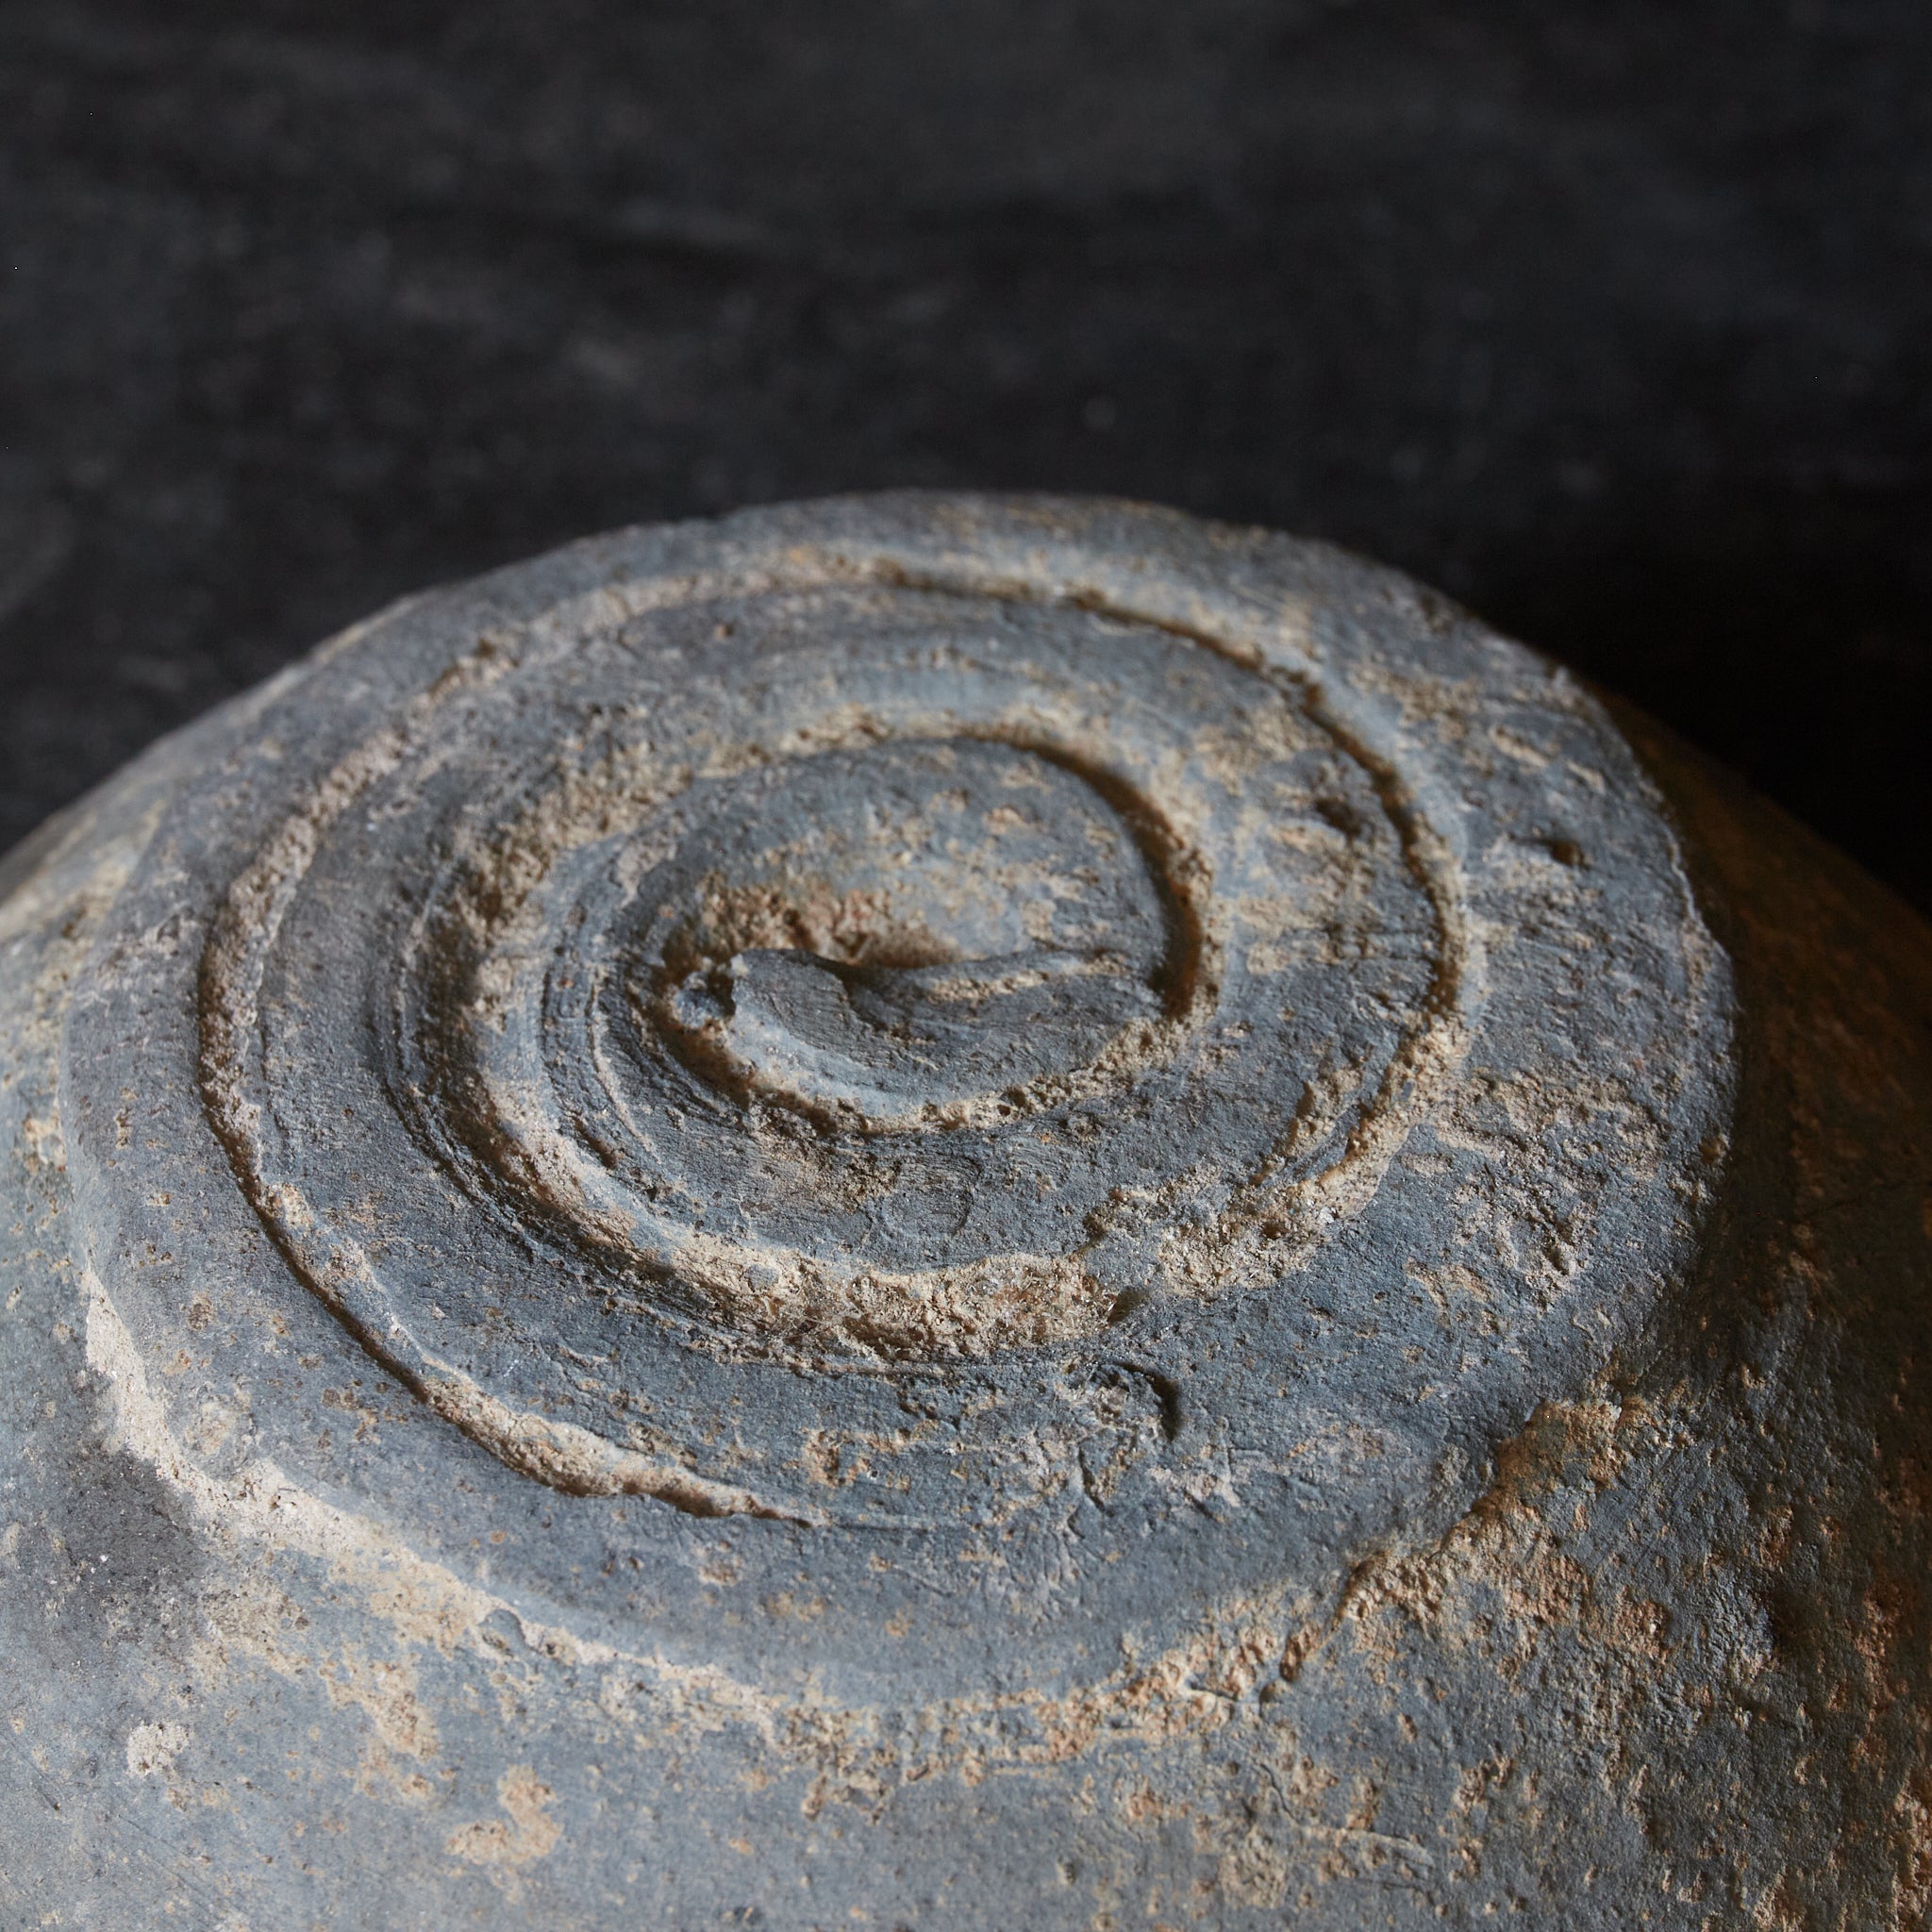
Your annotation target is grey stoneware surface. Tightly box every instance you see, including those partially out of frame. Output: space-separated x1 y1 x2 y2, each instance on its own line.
2 494 1929 1927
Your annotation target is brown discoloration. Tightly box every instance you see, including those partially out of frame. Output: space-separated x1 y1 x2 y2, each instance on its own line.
446 1765 562 1883
8 497 1929 1925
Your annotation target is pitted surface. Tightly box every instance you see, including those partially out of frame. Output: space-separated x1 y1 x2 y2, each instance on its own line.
22 499 1930 1931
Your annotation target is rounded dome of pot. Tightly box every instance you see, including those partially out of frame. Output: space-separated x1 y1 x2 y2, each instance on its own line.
2 495 1927 1929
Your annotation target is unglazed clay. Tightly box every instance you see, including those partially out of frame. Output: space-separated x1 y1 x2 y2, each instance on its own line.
2 495 1928 1928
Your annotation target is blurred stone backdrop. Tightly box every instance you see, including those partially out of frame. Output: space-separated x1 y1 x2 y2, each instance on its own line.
2 0 1928 908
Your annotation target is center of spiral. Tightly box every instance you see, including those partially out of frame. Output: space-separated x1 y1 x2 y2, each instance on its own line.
638 737 1182 1125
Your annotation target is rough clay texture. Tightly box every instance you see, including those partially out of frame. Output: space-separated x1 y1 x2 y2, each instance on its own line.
0 494 1927 1929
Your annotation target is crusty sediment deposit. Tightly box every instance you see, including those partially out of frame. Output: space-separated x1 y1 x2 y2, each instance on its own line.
2 495 1928 1928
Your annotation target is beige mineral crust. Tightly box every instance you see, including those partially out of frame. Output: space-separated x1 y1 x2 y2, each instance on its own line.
1 494 1927 1928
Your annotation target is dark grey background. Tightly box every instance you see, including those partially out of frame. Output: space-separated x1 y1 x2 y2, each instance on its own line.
3 0 1927 910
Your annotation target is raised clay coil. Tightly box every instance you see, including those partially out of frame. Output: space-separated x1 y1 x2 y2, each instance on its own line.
2 495 1929 1928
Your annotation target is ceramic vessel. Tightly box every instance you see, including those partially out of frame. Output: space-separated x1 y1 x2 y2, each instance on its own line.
3 495 1929 1928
